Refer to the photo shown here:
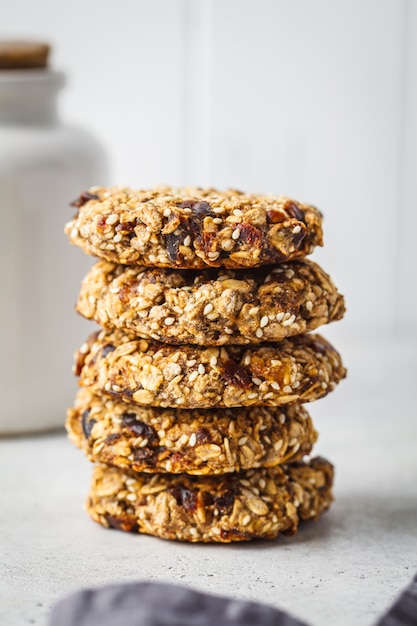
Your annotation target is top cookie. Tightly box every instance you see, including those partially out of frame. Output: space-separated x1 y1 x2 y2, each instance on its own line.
65 186 323 269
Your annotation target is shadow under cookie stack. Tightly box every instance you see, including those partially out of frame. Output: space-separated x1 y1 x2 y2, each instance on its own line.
65 186 346 543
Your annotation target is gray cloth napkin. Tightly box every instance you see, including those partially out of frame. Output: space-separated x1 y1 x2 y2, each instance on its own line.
48 581 307 626
49 574 417 626
376 572 417 626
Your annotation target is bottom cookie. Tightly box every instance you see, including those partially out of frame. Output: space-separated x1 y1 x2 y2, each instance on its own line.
87 457 334 543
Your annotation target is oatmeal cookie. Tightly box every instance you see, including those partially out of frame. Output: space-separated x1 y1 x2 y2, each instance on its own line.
86 456 334 542
77 259 345 345
65 186 323 269
67 388 318 475
74 329 346 408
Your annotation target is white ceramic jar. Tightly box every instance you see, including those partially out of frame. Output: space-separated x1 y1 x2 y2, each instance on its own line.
0 47 108 433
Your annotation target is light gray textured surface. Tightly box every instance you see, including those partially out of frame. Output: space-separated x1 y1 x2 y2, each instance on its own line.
1 335 416 626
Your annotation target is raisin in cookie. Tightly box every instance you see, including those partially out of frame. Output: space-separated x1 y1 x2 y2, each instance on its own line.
77 259 345 345
67 388 318 475
74 329 346 409
65 186 323 269
86 456 334 542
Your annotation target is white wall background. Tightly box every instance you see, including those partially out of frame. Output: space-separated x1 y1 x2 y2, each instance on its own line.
3 0 417 341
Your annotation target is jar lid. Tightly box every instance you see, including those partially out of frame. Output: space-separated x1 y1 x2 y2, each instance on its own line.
0 41 50 69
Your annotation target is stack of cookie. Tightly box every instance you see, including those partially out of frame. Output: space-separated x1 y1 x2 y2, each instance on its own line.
65 186 346 543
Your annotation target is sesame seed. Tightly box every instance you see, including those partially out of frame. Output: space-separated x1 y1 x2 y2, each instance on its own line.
106 214 119 225
222 239 234 251
164 317 175 325
249 307 259 315
248 392 258 399
279 413 286 424
271 381 280 390
113 233 122 243
263 392 273 399
239 437 248 446
210 356 218 366
283 385 293 393
187 359 197 367
259 478 266 489
177 433 189 447
188 433 197 447
173 228 181 236
292 225 301 234
224 327 233 334
189 371 198 382
207 251 220 260
139 438 149 448
292 442 301 453
213 217 222 224
203 303 214 316
189 527 198 537
260 316 269 328
232 228 240 240
163 208 171 217
282 314 296 327
242 514 251 525
183 235 191 247
213 207 224 214
233 208 244 216
252 377 262 386
294 498 300 507
240 480 250 487
271 359 281 367
306 300 313 312
289 438 297 446
243 355 251 365
126 493 137 502
198 364 205 375
274 440 283 451
255 328 263 339
276 312 285 322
